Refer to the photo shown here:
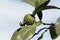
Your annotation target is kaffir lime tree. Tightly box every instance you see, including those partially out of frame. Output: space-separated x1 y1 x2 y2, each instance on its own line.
11 0 60 40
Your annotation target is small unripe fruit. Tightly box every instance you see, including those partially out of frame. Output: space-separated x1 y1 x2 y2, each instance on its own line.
24 14 35 25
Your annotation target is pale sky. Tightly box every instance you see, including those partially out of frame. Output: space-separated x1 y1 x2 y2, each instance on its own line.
0 0 60 40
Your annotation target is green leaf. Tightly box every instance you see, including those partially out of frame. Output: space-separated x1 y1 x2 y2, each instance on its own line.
42 6 60 10
33 6 60 15
55 17 60 35
35 0 48 9
11 22 42 40
49 25 58 39
21 0 48 8
21 0 37 7
11 29 20 40
11 26 36 40
49 17 60 39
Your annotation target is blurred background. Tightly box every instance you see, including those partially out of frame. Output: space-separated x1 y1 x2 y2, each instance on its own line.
0 0 60 40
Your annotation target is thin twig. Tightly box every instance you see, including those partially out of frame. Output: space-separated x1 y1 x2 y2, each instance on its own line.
38 30 48 40
29 27 50 40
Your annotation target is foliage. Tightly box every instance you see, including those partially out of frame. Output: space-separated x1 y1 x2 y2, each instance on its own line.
11 0 60 40
11 22 42 40
24 14 35 25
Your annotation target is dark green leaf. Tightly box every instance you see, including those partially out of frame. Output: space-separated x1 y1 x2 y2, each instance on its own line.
33 6 60 15
49 24 58 39
35 0 48 9
11 29 20 40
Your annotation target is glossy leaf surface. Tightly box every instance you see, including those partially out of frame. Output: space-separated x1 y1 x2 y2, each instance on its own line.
11 22 42 40
21 0 48 8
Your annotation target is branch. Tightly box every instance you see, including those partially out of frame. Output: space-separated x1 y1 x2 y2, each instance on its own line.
29 27 50 40
32 6 60 16
38 30 48 40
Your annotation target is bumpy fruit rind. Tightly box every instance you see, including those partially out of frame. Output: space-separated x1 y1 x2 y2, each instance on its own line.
24 14 35 25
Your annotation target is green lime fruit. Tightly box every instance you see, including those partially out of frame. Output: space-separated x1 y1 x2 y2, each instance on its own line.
24 14 35 25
